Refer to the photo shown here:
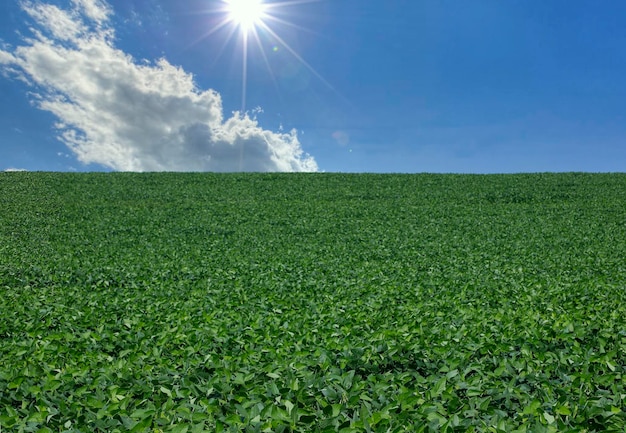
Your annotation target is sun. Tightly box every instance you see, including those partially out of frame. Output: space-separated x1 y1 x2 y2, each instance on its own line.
197 0 337 168
198 0 335 112
226 0 266 32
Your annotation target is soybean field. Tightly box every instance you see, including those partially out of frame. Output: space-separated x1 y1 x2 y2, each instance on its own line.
1 172 625 432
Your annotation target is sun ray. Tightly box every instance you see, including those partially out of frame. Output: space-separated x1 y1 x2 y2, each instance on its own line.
263 14 323 37
257 20 337 93
249 25 282 97
191 22 240 73
264 0 322 8
195 17 232 41
193 0 348 112
241 30 249 112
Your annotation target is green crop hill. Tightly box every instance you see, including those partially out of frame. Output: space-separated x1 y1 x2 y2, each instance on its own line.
1 172 625 432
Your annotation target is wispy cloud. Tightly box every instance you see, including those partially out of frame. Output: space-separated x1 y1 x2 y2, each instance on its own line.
0 0 318 172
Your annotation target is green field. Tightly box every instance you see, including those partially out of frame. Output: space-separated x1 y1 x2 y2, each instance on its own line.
1 172 625 432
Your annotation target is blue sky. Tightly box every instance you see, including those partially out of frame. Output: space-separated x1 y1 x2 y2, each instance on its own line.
1 0 625 173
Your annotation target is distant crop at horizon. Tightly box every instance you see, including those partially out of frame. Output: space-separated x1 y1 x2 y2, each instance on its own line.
1 172 625 432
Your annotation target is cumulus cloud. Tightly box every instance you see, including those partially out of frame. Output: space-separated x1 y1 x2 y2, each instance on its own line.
3 168 28 172
0 0 318 172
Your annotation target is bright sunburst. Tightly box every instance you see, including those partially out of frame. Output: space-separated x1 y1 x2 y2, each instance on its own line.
198 0 335 113
226 0 266 32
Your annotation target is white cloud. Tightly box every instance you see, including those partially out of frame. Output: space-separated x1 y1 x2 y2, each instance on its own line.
22 2 86 41
71 0 111 25
0 0 318 172
3 168 28 172
0 50 16 65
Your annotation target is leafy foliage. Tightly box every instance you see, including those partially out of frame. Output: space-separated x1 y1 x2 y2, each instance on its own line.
1 172 625 432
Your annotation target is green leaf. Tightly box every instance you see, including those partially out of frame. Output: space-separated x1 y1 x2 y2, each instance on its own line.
523 399 542 415
555 405 571 416
130 417 153 433
130 408 156 419
432 377 447 396
284 400 295 415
